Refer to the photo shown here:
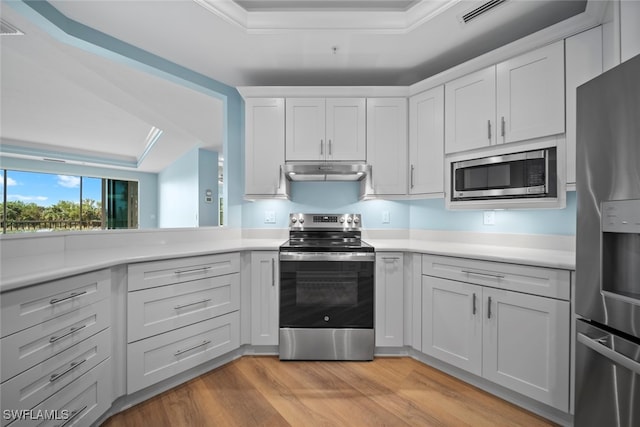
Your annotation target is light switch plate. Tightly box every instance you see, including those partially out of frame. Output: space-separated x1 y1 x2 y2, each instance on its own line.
264 211 276 224
382 211 390 224
483 211 496 225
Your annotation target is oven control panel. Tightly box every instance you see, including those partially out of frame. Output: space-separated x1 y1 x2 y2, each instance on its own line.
289 213 361 229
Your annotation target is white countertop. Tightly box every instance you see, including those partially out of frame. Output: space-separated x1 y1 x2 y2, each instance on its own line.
0 234 575 292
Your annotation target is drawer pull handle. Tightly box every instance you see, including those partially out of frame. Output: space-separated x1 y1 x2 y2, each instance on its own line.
49 324 87 344
462 270 504 279
175 339 211 356
49 359 87 382
472 293 477 315
50 291 87 305
174 266 212 275
54 405 87 427
174 298 212 310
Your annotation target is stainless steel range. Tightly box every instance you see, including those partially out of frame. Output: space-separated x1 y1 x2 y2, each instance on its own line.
279 213 375 361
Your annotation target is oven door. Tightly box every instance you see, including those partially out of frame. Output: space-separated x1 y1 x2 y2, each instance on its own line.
279 252 374 329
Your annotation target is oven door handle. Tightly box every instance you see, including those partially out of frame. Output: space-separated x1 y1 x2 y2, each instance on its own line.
279 252 375 262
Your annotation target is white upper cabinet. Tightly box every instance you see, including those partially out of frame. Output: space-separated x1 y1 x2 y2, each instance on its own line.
245 98 288 198
445 41 565 154
445 66 496 153
565 27 603 188
286 98 366 162
409 86 444 195
366 98 408 195
496 40 565 144
326 98 367 161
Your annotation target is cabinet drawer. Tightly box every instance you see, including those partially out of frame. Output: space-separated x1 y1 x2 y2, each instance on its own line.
5 358 112 427
0 329 110 424
127 311 240 393
128 253 240 291
1 299 110 382
128 273 240 342
422 255 570 300
1 270 110 338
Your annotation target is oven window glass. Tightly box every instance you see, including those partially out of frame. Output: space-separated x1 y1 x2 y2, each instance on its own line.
295 271 358 306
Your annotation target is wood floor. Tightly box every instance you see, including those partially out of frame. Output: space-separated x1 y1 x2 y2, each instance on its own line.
102 356 557 427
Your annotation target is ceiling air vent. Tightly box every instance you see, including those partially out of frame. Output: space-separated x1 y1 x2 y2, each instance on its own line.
1 19 24 36
461 0 507 23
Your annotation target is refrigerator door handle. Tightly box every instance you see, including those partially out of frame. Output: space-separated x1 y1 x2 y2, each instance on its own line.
577 332 640 375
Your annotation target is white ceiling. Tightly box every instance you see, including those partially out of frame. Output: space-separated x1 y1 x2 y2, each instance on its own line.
0 0 589 172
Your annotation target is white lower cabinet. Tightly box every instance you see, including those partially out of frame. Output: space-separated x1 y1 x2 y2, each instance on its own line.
0 270 112 427
482 287 570 410
422 276 482 375
126 253 241 393
421 255 570 412
250 251 279 346
8 358 112 427
375 253 404 347
127 312 240 393
1 328 111 418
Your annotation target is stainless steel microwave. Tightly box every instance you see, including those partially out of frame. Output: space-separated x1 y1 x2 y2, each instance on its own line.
451 148 557 201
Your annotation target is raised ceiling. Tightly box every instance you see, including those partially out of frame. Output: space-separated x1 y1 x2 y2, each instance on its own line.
1 0 590 172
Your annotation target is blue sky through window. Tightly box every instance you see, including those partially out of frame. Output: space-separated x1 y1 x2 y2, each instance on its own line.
3 171 102 206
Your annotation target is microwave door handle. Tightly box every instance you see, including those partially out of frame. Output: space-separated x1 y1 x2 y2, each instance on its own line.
545 153 549 192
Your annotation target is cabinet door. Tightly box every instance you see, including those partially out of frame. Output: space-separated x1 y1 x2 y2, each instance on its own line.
285 98 325 161
445 66 496 153
422 276 482 375
366 98 408 195
566 27 602 187
482 288 570 411
496 41 565 144
245 98 286 197
409 86 444 195
250 252 279 346
375 253 404 347
326 98 366 161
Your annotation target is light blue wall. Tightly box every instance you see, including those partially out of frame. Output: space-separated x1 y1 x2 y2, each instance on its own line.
241 182 577 235
410 192 577 235
198 149 219 227
0 156 159 228
9 0 244 228
241 182 411 229
158 148 199 228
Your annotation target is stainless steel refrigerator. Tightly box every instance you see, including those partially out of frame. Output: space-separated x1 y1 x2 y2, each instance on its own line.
575 53 640 426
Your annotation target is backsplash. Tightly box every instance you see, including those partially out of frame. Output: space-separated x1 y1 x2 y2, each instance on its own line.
241 182 577 236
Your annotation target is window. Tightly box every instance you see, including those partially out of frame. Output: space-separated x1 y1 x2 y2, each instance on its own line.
0 170 139 234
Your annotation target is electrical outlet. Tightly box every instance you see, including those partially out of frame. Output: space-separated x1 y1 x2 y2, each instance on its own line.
264 211 276 224
483 211 496 225
382 211 390 224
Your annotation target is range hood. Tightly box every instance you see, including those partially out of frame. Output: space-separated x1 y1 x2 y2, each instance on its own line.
283 163 370 181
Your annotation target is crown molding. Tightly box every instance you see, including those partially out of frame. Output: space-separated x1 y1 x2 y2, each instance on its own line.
193 0 460 34
236 86 410 98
